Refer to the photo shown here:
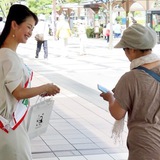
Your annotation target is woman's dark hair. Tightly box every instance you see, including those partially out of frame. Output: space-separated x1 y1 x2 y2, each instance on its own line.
0 4 38 47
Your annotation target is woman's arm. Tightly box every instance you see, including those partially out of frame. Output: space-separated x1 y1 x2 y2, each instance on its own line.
12 83 60 101
100 91 126 120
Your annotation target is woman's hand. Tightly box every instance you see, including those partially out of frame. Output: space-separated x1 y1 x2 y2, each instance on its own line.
43 83 60 97
12 83 60 100
100 91 126 120
100 91 113 102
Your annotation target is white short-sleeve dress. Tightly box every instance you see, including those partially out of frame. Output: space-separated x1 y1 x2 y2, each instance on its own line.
0 48 32 160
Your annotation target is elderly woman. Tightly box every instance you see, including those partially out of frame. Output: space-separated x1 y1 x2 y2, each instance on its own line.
100 23 160 160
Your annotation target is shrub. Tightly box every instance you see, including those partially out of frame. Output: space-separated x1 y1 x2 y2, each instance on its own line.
86 27 94 38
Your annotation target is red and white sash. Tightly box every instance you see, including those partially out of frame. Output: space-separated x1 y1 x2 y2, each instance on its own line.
0 71 33 133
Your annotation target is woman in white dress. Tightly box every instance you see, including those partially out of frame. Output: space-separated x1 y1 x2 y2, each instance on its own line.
0 4 60 160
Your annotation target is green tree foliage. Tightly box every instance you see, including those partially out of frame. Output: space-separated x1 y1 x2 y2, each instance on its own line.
65 0 81 3
27 0 53 15
0 0 17 17
154 0 160 8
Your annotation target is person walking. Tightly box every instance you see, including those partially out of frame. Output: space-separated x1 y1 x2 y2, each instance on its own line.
106 21 110 43
99 23 160 160
56 15 71 57
35 14 49 59
113 21 121 38
0 4 60 160
78 22 87 55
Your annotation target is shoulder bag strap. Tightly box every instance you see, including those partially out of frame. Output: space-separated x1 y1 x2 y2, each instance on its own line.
136 66 160 82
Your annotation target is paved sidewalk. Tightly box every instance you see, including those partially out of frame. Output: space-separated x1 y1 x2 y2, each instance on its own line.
30 72 128 160
18 36 160 160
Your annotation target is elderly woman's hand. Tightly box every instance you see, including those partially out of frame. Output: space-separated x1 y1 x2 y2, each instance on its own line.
100 91 113 102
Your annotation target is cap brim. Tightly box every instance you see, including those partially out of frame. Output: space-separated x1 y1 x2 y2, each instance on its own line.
114 39 126 48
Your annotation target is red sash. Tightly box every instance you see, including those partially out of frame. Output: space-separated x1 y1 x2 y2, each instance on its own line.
0 71 33 133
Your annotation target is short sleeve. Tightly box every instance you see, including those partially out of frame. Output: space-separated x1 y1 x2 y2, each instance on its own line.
114 72 134 111
3 53 23 93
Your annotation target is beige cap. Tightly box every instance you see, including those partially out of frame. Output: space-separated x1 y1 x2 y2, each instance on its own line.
114 23 157 49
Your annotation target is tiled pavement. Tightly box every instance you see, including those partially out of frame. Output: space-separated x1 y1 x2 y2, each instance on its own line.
30 72 128 160
18 36 160 160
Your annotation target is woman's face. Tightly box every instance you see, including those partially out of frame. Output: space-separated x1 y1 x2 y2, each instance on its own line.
123 48 132 61
14 16 36 43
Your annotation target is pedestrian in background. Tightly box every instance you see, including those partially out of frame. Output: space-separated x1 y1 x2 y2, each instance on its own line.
113 21 121 38
106 21 110 43
35 14 49 59
56 15 71 57
0 4 60 160
100 23 160 160
78 21 87 55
